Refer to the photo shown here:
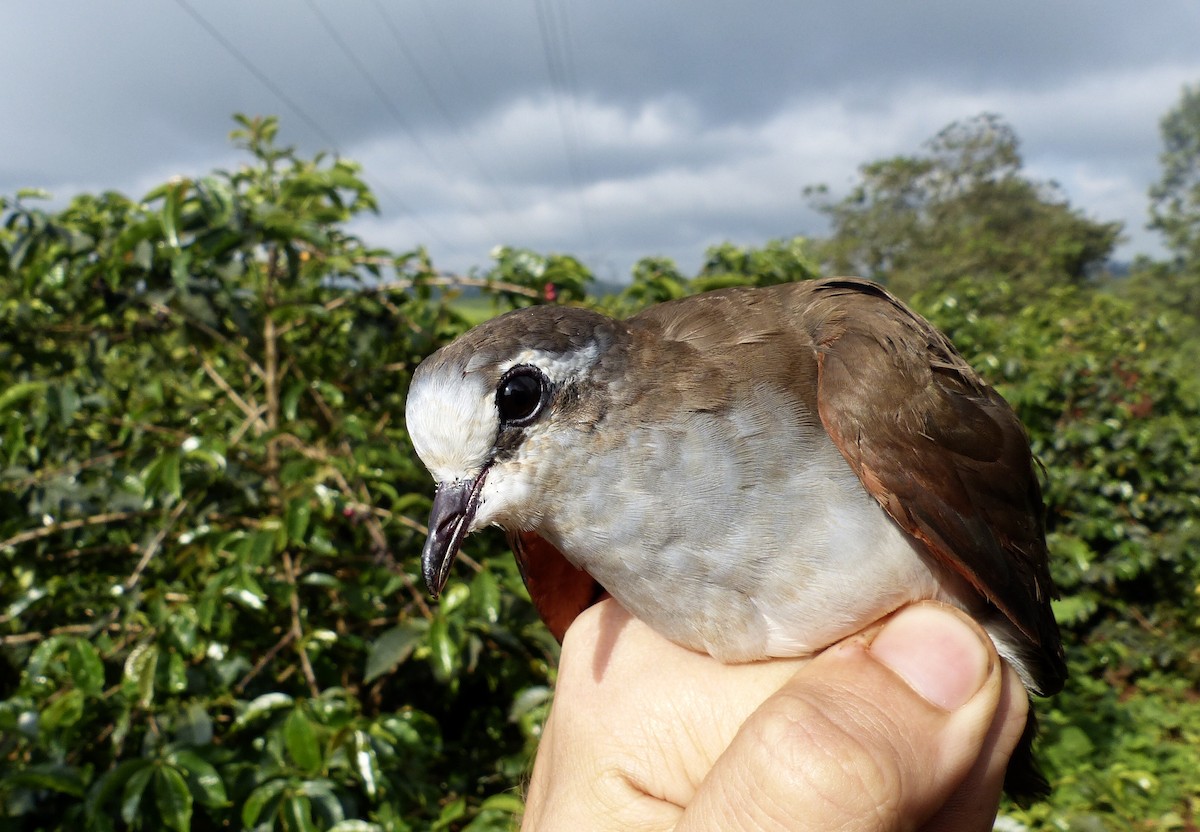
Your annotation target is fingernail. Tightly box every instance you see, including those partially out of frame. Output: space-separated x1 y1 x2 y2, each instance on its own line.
869 605 991 711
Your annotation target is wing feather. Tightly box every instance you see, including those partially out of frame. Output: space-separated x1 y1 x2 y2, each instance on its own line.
807 278 1066 693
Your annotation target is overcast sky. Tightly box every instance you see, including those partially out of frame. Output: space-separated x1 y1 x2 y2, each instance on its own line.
3 1 1199 280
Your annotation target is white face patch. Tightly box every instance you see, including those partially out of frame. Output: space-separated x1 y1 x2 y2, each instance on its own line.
407 341 602 533
496 345 600 386
405 370 496 484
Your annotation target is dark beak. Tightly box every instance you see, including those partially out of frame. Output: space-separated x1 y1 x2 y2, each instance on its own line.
421 472 487 598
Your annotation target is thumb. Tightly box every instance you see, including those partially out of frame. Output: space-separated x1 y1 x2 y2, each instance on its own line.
676 603 1014 832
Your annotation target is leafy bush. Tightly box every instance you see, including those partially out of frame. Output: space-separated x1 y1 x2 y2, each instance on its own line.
916 280 1200 828
0 117 549 831
2 117 1198 831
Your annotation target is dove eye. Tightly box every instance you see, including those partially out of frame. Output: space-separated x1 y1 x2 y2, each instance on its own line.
496 366 547 426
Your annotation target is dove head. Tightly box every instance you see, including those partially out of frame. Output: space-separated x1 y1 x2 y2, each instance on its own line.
404 304 621 596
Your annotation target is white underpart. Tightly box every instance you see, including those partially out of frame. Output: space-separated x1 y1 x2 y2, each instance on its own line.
484 383 958 662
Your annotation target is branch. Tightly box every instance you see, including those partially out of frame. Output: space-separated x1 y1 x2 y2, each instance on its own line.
234 629 297 694
264 247 282 490
144 299 266 381
11 450 130 489
281 552 320 698
0 511 145 550
123 499 190 592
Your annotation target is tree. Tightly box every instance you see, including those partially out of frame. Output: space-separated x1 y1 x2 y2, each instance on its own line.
1149 83 1200 268
808 114 1122 300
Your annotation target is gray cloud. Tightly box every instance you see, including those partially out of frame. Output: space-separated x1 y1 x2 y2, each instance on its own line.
3 1 1198 278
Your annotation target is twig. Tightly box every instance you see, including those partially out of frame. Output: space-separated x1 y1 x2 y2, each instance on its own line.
0 512 144 550
195 350 268 433
0 621 131 646
123 499 190 592
264 246 282 489
10 450 130 489
281 552 320 698
234 629 297 694
145 298 266 381
49 543 140 561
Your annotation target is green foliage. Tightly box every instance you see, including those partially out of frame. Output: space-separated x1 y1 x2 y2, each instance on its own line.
809 114 1122 302
0 116 547 830
481 246 592 307
1150 83 1200 268
605 237 819 315
3 111 1199 831
916 279 1200 828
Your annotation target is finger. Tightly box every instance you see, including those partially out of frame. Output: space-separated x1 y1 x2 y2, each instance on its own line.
676 603 1005 832
922 664 1029 832
522 600 806 832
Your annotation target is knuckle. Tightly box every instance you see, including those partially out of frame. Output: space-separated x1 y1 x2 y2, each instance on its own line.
736 689 908 828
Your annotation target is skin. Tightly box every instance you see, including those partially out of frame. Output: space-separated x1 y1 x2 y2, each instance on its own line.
522 600 1028 832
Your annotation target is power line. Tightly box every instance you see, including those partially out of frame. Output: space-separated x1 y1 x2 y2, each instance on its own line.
368 0 512 211
171 0 451 249
300 0 430 159
412 0 475 98
531 0 594 250
299 0 501 239
171 0 340 152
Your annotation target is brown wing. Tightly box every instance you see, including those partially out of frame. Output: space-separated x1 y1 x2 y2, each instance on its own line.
807 278 1066 694
508 530 605 643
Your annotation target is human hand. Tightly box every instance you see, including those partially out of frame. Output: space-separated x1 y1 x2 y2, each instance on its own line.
521 599 1029 831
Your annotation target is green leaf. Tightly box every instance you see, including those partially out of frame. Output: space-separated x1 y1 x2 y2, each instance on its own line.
329 822 383 832
166 650 188 693
428 615 456 682
68 639 106 696
176 702 214 746
161 179 188 249
170 750 228 807
478 792 524 814
143 452 183 503
41 689 85 730
1 763 86 797
120 763 155 825
86 758 151 820
282 795 318 832
154 766 194 832
286 498 312 543
242 778 287 827
295 779 344 826
223 586 266 611
431 797 466 831
0 380 48 412
50 382 81 427
352 730 381 799
235 692 294 728
282 381 305 422
472 569 501 624
365 620 426 683
440 582 470 614
285 708 323 774
508 686 552 721
123 642 159 708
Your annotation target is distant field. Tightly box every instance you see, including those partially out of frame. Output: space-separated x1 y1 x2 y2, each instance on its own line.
449 294 507 326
